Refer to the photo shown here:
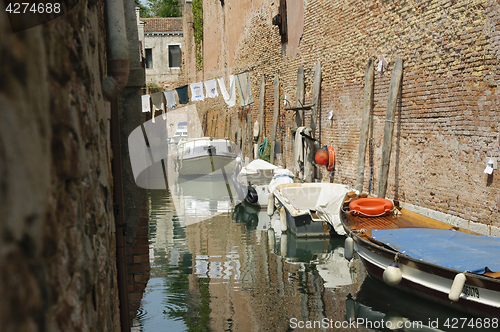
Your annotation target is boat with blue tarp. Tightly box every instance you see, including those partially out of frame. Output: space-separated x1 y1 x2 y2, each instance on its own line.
340 192 500 318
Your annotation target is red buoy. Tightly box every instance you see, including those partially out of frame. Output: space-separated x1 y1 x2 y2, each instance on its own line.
349 198 393 217
315 145 329 166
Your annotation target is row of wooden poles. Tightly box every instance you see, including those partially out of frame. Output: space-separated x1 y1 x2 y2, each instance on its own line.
203 58 403 198
202 62 324 183
355 57 403 198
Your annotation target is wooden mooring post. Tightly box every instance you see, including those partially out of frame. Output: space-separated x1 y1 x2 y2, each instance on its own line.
355 59 374 192
377 57 403 198
270 76 280 165
296 66 304 127
247 110 253 162
258 75 265 144
241 110 247 161
310 61 321 137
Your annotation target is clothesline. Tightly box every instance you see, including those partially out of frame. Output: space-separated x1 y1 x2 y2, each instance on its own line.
141 71 254 116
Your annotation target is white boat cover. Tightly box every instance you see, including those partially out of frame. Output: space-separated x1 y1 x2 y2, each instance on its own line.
238 159 279 177
314 184 350 236
268 169 295 194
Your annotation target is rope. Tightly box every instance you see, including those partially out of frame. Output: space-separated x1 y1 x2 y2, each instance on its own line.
272 174 294 180
258 137 269 155
258 137 271 162
351 208 394 218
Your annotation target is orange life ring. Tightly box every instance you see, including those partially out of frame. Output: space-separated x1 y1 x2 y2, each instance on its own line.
349 198 393 217
327 146 335 172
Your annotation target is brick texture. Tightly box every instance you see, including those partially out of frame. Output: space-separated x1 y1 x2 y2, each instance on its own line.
126 202 151 320
173 0 500 228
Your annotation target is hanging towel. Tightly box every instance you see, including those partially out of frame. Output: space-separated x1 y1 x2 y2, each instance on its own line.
217 75 236 107
204 79 219 98
141 95 151 113
235 71 253 107
164 89 177 109
151 92 164 111
151 92 165 123
175 85 189 104
294 127 306 175
190 82 205 102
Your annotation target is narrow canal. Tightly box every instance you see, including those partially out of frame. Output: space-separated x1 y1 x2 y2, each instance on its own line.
132 185 490 332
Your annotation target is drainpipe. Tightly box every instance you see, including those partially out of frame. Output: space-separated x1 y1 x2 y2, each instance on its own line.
103 0 130 100
102 0 130 330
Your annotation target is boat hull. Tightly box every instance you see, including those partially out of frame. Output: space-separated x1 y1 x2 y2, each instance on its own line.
351 233 500 318
177 154 237 177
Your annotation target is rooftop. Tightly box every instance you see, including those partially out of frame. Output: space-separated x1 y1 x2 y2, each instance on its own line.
141 17 183 33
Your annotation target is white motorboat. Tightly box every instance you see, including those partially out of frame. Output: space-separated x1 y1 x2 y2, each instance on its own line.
175 137 240 178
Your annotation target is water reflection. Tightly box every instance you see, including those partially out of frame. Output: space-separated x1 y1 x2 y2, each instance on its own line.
133 183 483 332
351 276 494 332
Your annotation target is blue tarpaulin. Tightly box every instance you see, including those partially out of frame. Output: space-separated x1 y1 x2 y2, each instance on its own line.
371 228 500 274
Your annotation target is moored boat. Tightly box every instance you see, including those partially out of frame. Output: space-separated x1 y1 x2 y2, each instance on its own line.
175 137 240 178
273 183 350 237
237 159 294 208
340 193 500 317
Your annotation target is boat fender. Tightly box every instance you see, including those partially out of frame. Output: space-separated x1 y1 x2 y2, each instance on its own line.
327 146 335 172
280 233 288 256
383 263 402 286
253 120 260 140
384 312 405 330
449 273 466 302
344 237 354 261
280 206 287 233
267 228 275 251
267 193 275 216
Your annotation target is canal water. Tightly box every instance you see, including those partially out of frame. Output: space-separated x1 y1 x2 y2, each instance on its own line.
132 184 491 332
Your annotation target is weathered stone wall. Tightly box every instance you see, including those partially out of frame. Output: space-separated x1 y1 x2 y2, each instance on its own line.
0 0 121 330
183 0 500 231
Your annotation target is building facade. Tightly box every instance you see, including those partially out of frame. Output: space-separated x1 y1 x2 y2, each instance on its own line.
180 0 500 234
139 17 184 87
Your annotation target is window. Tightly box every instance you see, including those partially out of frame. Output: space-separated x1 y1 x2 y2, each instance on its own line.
145 48 153 68
168 45 181 68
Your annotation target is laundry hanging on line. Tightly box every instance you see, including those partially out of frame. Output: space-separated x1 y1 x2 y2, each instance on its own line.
175 85 189 104
140 70 253 114
217 75 236 108
164 89 177 109
235 71 253 107
141 94 151 113
190 82 205 102
150 92 165 123
204 79 219 98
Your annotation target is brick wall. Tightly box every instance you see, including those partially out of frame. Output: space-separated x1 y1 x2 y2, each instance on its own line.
176 0 500 229
126 206 151 319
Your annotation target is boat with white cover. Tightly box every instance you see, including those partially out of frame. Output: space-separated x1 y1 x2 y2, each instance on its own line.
237 159 294 208
273 183 350 237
